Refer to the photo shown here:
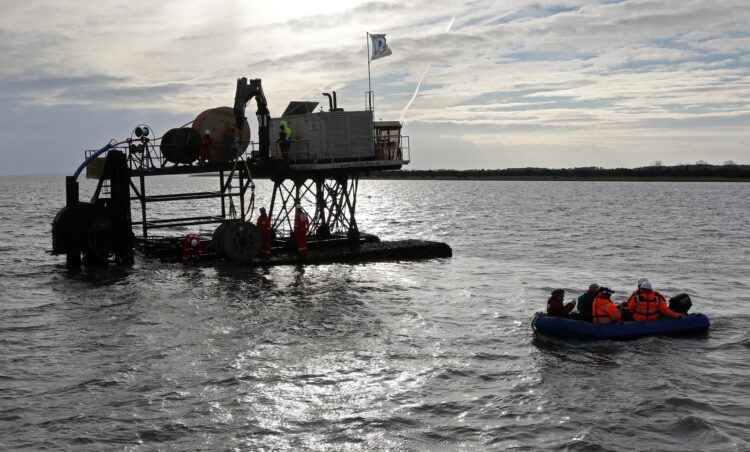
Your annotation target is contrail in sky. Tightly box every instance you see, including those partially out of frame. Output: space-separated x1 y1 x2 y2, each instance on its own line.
400 16 455 124
399 64 431 123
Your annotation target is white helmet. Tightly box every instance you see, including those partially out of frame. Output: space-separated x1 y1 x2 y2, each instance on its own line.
190 238 199 248
640 281 652 290
204 129 212 136
637 277 649 288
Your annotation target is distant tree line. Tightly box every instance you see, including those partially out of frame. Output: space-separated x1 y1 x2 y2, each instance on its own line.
368 162 750 180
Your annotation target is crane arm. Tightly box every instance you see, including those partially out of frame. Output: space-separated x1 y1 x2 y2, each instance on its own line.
234 77 271 161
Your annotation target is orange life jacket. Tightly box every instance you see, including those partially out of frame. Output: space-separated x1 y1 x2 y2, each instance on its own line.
592 295 622 324
632 290 659 320
628 289 680 320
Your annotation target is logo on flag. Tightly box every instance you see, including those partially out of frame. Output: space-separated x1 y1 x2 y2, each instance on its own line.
369 34 392 61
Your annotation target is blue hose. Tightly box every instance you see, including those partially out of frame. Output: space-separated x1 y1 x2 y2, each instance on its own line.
72 143 112 180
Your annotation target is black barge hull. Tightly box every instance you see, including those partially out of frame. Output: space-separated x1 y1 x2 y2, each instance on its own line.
140 236 452 266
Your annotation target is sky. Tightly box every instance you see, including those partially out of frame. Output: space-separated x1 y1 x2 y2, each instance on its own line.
1 0 748 175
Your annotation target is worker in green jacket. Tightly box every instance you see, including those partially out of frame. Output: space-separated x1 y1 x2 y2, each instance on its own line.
278 121 292 159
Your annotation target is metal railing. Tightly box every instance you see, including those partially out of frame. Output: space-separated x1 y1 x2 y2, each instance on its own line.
84 137 259 178
374 135 410 163
273 134 410 165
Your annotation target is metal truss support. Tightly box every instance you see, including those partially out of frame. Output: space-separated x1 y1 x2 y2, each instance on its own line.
127 161 254 238
268 173 359 241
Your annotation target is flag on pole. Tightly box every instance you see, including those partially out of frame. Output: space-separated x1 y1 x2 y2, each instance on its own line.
369 34 392 61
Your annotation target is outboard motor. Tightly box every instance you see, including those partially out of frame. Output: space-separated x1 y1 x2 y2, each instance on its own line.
669 293 692 314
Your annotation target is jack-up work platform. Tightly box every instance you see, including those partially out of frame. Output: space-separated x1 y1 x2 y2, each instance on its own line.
51 77 451 266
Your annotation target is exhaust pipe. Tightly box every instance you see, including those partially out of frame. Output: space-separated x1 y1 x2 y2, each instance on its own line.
332 91 343 111
322 93 333 111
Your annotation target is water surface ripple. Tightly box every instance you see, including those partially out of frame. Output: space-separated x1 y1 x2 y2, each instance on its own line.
1 176 749 451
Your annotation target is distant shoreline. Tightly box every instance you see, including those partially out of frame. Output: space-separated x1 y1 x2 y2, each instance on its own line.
360 164 750 182
189 173 750 181
360 175 750 182
184 162 750 182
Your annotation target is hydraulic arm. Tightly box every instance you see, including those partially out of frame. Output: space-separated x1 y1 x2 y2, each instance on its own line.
234 78 271 162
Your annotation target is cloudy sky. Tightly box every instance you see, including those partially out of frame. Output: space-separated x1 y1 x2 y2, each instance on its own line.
1 0 748 175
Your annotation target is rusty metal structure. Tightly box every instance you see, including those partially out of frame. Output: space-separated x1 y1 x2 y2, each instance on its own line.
50 77 448 267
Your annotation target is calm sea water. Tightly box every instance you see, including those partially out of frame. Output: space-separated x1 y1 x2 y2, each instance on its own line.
1 175 749 451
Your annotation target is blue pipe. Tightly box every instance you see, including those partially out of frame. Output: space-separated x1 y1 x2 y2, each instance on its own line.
72 143 111 180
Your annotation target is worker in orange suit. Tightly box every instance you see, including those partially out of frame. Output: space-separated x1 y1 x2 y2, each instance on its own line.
627 279 682 321
592 287 622 324
256 207 272 257
199 129 212 164
181 233 205 264
294 204 309 257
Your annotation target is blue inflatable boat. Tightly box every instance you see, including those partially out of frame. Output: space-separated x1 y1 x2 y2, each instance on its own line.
531 312 710 341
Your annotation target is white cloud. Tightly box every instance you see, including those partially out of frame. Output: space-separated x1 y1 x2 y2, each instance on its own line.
0 0 748 174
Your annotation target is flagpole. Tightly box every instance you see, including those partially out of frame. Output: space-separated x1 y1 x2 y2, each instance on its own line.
366 32 372 111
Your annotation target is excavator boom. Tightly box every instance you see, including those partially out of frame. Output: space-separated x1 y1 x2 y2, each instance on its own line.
234 77 271 161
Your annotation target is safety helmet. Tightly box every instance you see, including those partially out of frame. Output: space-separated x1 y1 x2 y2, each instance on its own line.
295 204 302 210
204 129 211 136
637 277 649 288
640 281 652 291
190 238 199 248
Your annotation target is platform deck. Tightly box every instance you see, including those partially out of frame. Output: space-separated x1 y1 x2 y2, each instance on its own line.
140 238 452 266
128 157 404 178
256 239 452 266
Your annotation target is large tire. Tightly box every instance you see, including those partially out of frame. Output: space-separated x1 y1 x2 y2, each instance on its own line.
84 216 114 265
218 220 262 263
212 221 231 260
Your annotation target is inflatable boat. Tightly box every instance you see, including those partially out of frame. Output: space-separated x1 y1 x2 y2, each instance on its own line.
531 312 710 341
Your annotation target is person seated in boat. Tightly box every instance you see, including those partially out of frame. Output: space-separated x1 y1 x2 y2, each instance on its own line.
592 287 622 324
618 277 651 320
575 283 599 322
547 289 576 317
627 280 683 321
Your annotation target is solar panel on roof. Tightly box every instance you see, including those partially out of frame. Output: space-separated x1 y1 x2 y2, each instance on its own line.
282 101 320 116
